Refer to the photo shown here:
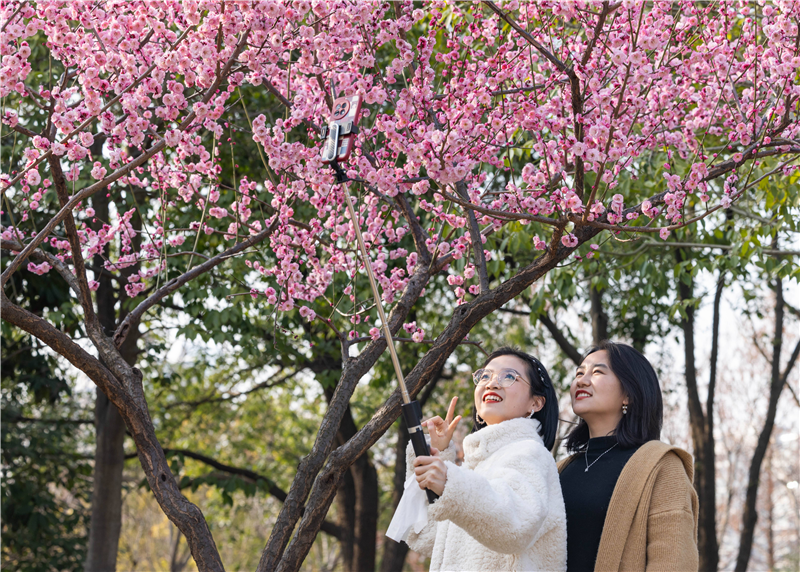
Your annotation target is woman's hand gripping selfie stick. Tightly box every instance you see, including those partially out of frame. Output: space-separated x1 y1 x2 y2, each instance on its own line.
341 187 439 504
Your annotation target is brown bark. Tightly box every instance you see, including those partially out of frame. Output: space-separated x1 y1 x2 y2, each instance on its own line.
735 277 800 572
380 371 441 572
327 392 379 572
589 285 608 346
85 391 126 572
677 259 721 572
84 175 132 572
379 417 411 572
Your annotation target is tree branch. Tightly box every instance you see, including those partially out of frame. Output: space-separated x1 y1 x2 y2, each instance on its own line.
538 313 583 366
113 216 279 348
394 192 432 266
160 448 342 539
1 239 81 294
455 180 490 294
48 153 100 330
435 188 559 226
483 1 571 75
164 369 296 410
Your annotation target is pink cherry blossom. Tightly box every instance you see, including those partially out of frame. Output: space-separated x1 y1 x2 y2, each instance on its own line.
561 234 579 248
27 261 51 275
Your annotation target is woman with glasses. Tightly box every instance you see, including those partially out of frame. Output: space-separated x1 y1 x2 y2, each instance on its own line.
558 341 698 571
405 347 567 571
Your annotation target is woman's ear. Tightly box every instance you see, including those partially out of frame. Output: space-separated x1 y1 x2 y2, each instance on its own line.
530 395 545 414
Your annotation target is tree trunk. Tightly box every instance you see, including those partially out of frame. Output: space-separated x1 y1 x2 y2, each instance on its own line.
698 272 724 572
677 256 719 572
335 461 356 570
352 454 379 572
766 448 775 571
735 278 786 572
379 418 410 572
329 394 379 572
589 284 608 345
84 185 141 572
85 391 126 572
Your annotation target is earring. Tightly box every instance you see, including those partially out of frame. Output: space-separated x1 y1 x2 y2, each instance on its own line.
476 414 486 426
622 404 628 415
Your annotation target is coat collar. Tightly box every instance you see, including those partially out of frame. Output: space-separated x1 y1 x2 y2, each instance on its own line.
462 417 543 469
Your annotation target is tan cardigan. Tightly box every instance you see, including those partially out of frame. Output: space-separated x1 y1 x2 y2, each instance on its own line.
557 441 699 572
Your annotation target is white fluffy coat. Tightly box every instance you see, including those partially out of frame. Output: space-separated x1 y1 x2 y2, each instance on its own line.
406 417 567 571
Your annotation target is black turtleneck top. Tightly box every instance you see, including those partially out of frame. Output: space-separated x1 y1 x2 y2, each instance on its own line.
559 436 640 572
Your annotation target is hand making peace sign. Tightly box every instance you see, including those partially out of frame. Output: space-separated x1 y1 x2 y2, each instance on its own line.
423 396 462 452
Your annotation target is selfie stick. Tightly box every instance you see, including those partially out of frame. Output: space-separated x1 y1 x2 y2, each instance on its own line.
339 184 438 504
322 95 437 503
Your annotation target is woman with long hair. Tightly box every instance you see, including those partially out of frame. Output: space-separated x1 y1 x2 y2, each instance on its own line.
405 347 566 571
559 340 698 571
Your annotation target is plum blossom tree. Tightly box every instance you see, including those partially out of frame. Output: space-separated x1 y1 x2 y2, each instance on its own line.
2 0 800 570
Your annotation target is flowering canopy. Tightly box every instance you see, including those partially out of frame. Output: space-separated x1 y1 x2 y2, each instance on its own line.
3 0 799 339
2 1 800 569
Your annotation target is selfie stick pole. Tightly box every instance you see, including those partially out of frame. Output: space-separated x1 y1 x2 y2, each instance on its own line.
340 177 438 503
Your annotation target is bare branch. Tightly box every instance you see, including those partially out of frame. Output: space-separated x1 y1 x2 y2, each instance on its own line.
455 180 490 294
538 313 583 366
483 1 572 75
165 369 296 410
113 217 279 348
160 448 342 539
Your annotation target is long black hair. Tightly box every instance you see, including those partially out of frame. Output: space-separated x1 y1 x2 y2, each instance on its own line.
566 340 663 452
471 347 558 450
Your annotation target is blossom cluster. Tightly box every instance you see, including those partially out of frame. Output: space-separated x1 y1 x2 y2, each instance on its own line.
2 0 799 342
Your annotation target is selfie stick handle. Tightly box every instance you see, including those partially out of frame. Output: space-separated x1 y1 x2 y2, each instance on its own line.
341 182 438 504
